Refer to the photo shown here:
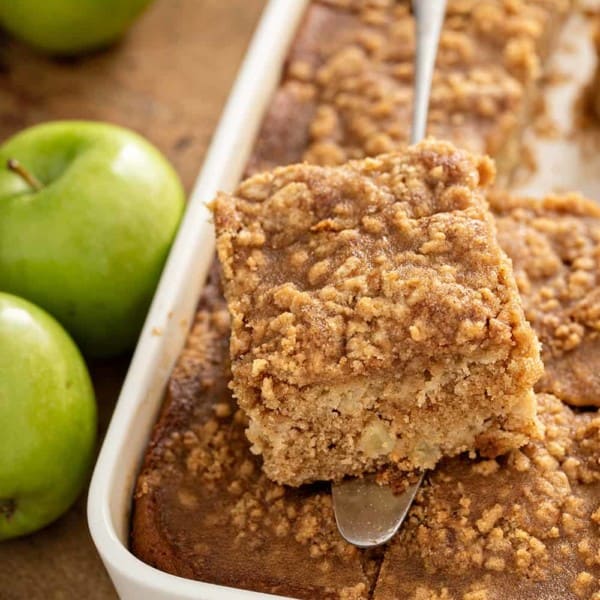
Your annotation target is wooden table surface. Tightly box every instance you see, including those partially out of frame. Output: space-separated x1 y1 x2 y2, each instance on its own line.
0 1 264 597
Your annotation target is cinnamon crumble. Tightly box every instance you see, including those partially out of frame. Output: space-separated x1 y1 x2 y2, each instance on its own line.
492 191 600 408
373 393 600 599
250 0 572 184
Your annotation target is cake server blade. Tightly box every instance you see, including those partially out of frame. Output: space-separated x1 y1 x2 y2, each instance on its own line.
332 472 425 548
331 0 446 548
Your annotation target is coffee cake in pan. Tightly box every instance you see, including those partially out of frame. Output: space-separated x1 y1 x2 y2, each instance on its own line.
132 1 600 598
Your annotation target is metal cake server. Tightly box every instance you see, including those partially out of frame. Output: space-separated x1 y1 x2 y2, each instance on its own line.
331 0 447 548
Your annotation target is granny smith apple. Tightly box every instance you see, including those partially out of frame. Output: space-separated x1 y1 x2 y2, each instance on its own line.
0 121 185 356
0 0 153 56
0 292 96 541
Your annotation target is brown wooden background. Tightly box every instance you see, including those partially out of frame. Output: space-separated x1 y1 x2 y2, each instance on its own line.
0 1 264 596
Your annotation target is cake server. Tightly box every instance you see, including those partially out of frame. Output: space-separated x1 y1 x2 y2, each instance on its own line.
331 0 447 548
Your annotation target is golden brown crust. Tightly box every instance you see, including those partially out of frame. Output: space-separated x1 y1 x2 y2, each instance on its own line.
215 139 542 486
492 192 600 407
217 140 500 388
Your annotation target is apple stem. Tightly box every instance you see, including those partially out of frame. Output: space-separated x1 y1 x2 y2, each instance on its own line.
0 498 16 520
7 158 43 191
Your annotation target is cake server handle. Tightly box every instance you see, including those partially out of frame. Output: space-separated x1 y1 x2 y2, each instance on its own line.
331 0 446 548
411 0 447 144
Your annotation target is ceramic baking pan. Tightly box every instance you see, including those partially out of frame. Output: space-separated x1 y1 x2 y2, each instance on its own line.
88 2 308 597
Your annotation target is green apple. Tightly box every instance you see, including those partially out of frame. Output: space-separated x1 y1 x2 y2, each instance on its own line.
0 121 184 357
0 292 96 541
0 0 153 56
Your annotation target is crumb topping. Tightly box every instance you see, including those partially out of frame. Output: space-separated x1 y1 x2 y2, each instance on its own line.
217 140 535 390
250 0 571 179
215 139 541 485
492 191 600 407
373 393 600 599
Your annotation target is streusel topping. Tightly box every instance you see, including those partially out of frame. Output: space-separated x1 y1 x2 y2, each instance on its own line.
214 139 542 485
217 139 540 392
250 0 571 178
374 393 600 599
492 192 600 407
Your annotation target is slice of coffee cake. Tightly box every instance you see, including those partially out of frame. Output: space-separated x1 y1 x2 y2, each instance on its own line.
214 139 542 486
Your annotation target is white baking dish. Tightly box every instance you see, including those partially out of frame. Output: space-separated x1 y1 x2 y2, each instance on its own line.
87 1 308 598
88 3 600 598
